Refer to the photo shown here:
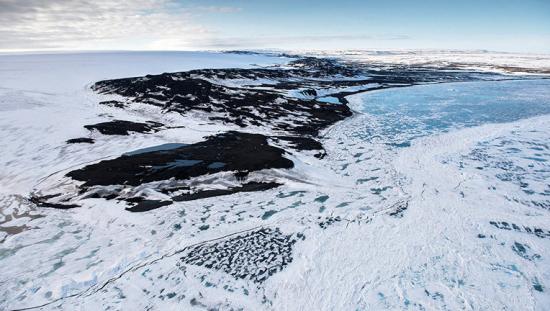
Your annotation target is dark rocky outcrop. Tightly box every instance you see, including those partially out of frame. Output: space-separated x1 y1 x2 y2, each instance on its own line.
172 182 281 202
67 131 293 188
98 100 126 108
126 200 173 212
84 120 164 136
180 227 297 283
66 137 95 144
37 55 504 211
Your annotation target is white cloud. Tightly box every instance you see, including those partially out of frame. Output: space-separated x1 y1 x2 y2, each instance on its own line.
0 0 240 51
194 6 242 13
0 0 412 52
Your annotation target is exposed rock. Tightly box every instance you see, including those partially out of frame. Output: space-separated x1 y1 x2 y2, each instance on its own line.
490 221 550 239
84 120 164 136
272 135 326 158
180 227 297 283
66 137 95 144
172 182 281 202
67 131 292 187
98 100 126 108
37 132 293 211
30 195 79 209
126 200 173 212
35 56 503 211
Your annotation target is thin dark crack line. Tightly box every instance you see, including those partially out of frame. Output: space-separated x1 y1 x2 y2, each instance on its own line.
10 225 264 311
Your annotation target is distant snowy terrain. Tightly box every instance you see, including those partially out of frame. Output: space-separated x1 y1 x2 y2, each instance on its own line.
309 50 550 74
0 51 549 310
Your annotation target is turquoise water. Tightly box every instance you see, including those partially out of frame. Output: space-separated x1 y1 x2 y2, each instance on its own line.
358 79 550 145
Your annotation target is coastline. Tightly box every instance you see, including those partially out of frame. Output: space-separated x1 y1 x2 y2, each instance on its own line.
1 52 550 310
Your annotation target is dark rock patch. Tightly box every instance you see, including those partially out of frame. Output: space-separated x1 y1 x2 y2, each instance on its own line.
319 215 342 229
273 136 326 158
126 200 173 212
66 137 95 144
301 89 317 97
490 221 550 239
273 136 324 151
84 120 164 136
172 182 281 202
234 171 249 182
223 50 266 56
90 55 503 138
30 195 80 209
99 100 126 108
37 132 293 210
388 201 409 218
39 55 507 212
180 227 296 283
91 58 358 135
67 131 292 188
94 75 351 135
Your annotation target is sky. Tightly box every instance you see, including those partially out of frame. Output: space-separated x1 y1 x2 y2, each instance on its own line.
0 0 549 53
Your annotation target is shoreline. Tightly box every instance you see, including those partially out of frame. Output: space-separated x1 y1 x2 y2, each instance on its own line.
2 52 550 310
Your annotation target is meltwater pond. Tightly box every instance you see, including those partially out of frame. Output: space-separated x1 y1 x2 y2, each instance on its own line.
356 79 550 145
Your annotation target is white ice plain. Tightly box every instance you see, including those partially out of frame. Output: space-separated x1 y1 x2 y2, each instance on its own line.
1 51 549 310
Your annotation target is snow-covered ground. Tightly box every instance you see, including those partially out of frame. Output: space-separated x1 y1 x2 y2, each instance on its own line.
307 50 550 74
1 51 549 310
0 51 290 195
269 81 550 310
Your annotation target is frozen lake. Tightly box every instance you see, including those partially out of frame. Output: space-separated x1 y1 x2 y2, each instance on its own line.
354 79 550 145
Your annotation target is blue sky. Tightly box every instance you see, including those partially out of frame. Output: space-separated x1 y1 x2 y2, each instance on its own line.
193 0 550 52
1 0 549 52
